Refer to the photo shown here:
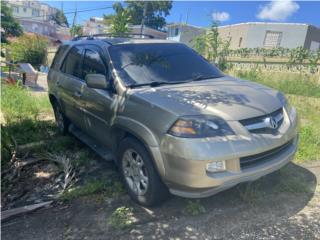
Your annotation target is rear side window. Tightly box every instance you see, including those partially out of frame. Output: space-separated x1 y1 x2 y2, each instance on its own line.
50 45 68 70
61 46 83 78
82 49 106 78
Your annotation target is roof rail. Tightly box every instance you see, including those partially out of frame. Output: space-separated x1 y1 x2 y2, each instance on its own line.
72 33 155 41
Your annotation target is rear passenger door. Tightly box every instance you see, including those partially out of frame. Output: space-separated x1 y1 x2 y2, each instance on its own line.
81 46 115 148
59 45 87 130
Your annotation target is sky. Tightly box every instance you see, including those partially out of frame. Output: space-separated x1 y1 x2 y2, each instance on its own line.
43 1 320 28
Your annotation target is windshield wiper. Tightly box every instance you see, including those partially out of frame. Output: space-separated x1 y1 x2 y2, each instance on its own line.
190 75 222 82
128 80 189 89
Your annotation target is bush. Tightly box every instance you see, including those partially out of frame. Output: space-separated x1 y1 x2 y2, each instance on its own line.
10 34 48 68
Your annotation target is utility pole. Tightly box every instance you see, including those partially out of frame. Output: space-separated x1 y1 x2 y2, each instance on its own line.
185 9 190 25
140 2 148 35
72 2 77 27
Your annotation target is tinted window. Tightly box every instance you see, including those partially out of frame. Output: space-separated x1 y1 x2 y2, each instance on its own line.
82 49 106 78
109 43 223 86
61 46 83 78
51 45 68 70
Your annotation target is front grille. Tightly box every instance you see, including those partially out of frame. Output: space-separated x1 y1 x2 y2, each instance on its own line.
240 139 294 169
239 108 284 134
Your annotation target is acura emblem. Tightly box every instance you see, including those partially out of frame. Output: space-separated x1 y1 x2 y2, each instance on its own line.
264 117 278 129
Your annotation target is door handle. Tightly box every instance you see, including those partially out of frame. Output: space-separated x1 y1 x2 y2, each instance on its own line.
74 91 82 98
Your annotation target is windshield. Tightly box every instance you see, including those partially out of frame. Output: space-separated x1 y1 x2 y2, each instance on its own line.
109 43 223 86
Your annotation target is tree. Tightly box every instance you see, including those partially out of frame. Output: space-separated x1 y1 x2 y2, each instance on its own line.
1 2 23 43
70 25 83 37
110 9 131 35
10 34 48 68
104 1 172 31
52 9 69 27
103 3 131 35
126 1 172 30
192 22 230 71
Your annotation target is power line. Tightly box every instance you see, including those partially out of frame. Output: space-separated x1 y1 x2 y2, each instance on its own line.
14 6 113 20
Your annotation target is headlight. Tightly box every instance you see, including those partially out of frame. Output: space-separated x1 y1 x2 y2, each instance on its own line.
168 115 234 138
278 93 292 114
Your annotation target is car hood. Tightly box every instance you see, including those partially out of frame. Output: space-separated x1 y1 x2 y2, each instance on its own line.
131 76 283 121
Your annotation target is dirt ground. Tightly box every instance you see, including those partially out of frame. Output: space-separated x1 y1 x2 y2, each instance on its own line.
2 161 320 240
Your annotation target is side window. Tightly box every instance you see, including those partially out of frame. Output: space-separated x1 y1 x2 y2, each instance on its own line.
61 46 83 78
82 49 107 78
51 45 68 70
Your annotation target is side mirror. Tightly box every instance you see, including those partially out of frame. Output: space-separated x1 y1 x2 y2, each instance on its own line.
85 74 109 89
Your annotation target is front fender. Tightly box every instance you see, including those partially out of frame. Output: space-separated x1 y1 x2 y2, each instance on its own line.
113 116 159 147
112 116 166 178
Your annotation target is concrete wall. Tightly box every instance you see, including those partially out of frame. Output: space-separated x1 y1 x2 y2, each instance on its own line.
167 24 205 47
245 23 308 49
304 25 320 50
218 24 250 49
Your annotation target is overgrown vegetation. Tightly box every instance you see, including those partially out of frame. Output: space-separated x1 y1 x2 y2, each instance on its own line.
1 84 51 123
193 22 230 71
228 69 320 162
108 207 133 229
1 84 53 167
9 34 48 69
229 68 320 98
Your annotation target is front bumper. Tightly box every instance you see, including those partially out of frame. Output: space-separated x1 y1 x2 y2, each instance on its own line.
158 107 299 198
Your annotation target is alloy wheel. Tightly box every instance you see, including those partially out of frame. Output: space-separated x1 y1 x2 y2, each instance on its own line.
122 149 149 195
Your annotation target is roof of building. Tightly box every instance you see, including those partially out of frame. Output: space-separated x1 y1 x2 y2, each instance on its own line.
166 23 205 30
218 22 318 29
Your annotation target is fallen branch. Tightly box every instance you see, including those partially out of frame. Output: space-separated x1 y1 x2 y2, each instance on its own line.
1 201 53 221
18 140 47 151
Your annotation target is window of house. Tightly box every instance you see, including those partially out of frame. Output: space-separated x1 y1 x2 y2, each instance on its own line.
61 46 83 78
263 31 282 48
32 9 40 17
238 37 243 48
82 49 106 78
12 6 19 13
23 7 27 12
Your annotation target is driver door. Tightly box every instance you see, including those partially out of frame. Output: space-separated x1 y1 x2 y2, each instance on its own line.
80 46 115 149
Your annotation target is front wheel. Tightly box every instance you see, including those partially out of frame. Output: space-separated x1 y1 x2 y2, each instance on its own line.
118 137 169 206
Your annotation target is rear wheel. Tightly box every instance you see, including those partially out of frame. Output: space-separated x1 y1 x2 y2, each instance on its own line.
118 137 169 206
53 102 69 135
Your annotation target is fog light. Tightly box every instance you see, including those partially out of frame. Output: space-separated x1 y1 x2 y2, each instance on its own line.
206 161 226 172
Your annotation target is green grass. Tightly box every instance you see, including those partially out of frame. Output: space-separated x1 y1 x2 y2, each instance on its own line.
107 207 133 230
227 69 320 162
60 178 125 201
1 83 52 123
229 68 320 98
287 95 320 162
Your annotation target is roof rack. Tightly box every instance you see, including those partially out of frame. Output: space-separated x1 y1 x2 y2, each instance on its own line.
72 33 155 41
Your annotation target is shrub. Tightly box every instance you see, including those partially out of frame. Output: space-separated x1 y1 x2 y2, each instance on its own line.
10 34 48 68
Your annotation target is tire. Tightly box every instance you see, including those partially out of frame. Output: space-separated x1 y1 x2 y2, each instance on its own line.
52 102 69 135
117 137 169 206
